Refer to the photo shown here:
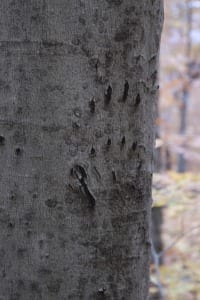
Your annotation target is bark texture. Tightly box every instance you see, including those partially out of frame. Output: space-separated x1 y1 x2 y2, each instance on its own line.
0 1 163 299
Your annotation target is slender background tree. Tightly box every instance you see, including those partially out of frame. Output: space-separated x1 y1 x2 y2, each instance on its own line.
0 1 163 299
159 0 200 172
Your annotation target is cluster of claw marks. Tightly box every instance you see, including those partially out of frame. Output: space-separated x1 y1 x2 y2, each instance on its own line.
104 81 130 104
71 82 143 200
88 135 138 157
88 80 141 111
70 165 96 208
86 82 142 158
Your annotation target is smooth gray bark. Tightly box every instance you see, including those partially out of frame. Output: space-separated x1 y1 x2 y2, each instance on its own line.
0 1 163 299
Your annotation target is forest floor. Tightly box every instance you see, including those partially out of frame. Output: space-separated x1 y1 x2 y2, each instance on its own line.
150 172 200 300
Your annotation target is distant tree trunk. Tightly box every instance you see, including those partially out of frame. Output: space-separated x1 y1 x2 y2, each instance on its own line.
152 89 164 267
0 1 163 299
151 207 163 263
154 103 162 173
177 86 188 172
177 0 192 173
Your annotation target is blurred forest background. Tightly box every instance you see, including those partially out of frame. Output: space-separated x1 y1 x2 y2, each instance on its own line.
150 0 200 299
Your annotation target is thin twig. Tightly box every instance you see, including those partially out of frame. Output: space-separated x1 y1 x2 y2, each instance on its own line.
158 224 200 258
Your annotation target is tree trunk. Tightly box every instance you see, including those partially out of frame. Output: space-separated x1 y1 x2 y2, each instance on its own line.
177 0 192 173
0 1 163 299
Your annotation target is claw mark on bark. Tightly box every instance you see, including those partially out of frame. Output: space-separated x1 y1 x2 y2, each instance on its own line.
121 136 126 149
106 137 111 150
70 168 74 176
135 93 141 107
132 142 137 151
90 146 96 157
95 59 99 72
0 136 5 145
15 147 22 155
151 70 158 85
73 165 96 208
137 160 142 170
104 85 112 105
122 80 129 102
112 170 117 183
89 98 95 113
